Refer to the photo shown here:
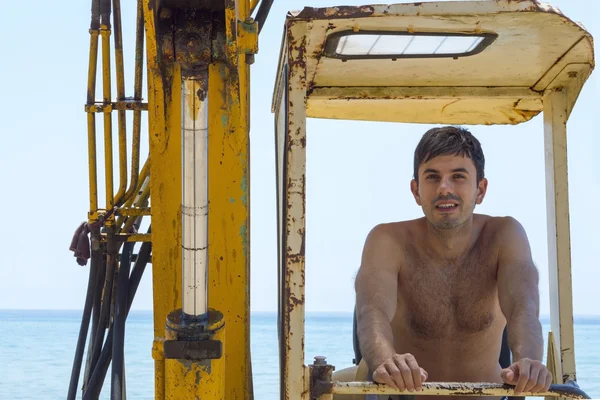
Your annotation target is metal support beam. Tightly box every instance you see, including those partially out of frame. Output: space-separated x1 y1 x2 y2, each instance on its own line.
309 86 541 100
543 89 576 384
320 382 590 399
281 20 309 400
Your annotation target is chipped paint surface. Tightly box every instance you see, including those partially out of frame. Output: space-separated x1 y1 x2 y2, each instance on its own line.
271 4 596 400
272 0 594 126
279 20 309 400
323 381 590 399
543 89 576 385
288 1 566 21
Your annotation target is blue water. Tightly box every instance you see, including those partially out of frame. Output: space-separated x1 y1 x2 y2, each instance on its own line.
0 311 598 399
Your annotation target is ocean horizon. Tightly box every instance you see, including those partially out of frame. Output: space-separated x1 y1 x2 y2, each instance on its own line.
1 310 598 399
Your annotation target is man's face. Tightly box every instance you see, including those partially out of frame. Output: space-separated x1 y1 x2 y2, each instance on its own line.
410 154 487 229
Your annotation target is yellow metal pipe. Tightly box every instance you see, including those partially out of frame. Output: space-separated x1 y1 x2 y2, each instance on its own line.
101 25 115 211
120 0 145 206
87 30 100 217
116 157 149 231
152 340 166 400
122 179 150 234
249 0 260 15
238 0 249 20
112 0 128 207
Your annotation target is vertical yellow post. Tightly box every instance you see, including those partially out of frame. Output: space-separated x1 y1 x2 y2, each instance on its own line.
143 0 254 398
207 60 251 400
142 1 182 397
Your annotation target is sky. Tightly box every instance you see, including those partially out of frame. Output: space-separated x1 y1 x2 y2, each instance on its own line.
0 0 597 316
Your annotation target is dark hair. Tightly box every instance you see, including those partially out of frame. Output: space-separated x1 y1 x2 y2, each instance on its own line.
413 126 485 183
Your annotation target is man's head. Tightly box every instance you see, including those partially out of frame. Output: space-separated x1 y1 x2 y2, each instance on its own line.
410 126 488 229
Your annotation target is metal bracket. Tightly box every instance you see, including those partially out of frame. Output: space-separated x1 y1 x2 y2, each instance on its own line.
163 339 223 361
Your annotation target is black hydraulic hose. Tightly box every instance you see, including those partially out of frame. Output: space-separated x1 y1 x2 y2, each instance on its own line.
83 235 152 400
127 228 151 309
91 0 100 30
255 0 274 34
83 253 106 389
87 254 114 387
67 251 101 400
83 253 104 389
100 0 111 28
111 241 134 400
83 328 114 400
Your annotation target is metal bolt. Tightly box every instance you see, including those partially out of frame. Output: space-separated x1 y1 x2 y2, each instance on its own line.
314 356 327 365
160 8 172 19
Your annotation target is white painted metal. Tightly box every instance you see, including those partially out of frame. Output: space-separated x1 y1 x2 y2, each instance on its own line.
283 20 309 400
330 382 574 398
543 89 576 383
182 77 209 317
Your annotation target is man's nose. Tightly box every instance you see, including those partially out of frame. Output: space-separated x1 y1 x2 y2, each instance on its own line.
437 177 454 195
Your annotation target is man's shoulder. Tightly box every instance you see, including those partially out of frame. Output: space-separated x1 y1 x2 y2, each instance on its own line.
365 218 423 250
369 218 423 237
476 214 524 230
476 214 527 244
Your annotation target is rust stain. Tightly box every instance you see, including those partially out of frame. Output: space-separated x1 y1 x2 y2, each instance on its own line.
440 99 460 114
292 6 375 21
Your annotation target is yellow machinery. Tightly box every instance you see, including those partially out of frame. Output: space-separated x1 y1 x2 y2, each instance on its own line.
272 2 595 399
66 0 594 399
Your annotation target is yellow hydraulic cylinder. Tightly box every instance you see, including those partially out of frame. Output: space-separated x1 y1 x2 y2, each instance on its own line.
164 310 226 399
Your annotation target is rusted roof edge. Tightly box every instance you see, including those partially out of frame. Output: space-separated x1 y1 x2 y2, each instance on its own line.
285 1 566 22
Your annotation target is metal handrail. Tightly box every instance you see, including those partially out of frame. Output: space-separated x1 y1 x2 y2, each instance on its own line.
318 381 591 399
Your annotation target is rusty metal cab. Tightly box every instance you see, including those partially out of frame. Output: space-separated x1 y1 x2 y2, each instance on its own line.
271 1 594 399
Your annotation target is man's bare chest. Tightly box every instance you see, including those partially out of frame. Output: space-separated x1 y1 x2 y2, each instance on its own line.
397 249 499 339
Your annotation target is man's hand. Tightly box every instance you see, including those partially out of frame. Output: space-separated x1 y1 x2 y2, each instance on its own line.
500 358 552 394
372 353 428 392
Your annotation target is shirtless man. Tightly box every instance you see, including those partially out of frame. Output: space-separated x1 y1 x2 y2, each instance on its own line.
355 126 552 400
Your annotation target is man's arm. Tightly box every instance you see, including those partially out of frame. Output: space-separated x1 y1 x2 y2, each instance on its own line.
355 224 426 391
497 217 552 393
355 225 399 369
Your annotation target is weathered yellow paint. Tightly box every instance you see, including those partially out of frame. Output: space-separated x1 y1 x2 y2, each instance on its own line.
237 20 259 56
142 1 253 398
273 0 594 126
328 382 586 398
306 86 543 125
152 339 166 399
208 59 252 400
100 25 115 213
86 29 100 219
164 315 226 399
273 3 595 400
249 0 259 15
143 1 183 398
112 0 128 207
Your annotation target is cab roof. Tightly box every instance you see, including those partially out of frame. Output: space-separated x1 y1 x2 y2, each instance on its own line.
272 0 594 125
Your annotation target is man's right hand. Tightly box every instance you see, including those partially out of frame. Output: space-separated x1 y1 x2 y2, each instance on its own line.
372 353 428 392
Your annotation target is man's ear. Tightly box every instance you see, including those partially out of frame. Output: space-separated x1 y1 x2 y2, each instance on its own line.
410 179 422 206
476 178 488 204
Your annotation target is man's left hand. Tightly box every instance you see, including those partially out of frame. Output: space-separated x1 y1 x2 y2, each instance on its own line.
500 358 553 394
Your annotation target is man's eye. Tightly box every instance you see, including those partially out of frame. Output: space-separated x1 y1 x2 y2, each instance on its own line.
453 175 465 179
426 175 439 180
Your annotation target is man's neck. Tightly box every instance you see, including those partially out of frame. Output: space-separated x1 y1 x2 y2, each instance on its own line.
425 217 474 260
